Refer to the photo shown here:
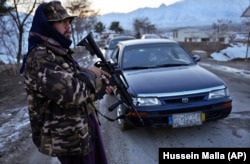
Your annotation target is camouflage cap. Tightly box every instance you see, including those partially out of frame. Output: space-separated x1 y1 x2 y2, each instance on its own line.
43 1 76 23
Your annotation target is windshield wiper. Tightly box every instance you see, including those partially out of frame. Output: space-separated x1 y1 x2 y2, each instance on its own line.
123 66 151 70
123 63 190 70
155 63 189 68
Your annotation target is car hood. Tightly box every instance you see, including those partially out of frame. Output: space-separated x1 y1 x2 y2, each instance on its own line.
123 65 225 96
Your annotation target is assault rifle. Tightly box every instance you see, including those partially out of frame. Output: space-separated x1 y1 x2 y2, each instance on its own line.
77 32 143 124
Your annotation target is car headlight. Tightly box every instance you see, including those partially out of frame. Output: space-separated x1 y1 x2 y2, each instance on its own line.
208 88 230 100
132 97 161 106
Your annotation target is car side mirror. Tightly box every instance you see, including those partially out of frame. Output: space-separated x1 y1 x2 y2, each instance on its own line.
193 55 201 63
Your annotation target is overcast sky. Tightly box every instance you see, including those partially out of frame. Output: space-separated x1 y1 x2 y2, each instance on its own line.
90 0 181 14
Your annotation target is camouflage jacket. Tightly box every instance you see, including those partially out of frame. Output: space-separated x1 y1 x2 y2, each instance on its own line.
23 40 101 156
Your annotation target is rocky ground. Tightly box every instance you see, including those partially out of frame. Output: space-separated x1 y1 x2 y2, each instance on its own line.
0 58 249 163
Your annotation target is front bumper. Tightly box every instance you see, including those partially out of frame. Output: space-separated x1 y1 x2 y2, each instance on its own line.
124 100 232 128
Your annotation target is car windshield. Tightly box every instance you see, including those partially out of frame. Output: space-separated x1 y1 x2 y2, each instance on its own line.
122 43 194 70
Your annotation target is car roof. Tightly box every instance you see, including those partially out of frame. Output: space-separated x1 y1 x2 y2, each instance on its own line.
118 38 178 46
141 34 160 37
110 35 135 41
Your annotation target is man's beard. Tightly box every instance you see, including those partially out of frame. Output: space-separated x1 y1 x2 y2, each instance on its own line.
64 30 71 39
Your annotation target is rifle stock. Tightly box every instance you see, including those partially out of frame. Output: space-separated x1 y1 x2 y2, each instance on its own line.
77 32 144 124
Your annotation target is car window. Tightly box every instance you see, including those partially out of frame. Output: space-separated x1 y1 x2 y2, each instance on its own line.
147 35 158 39
109 40 119 49
141 34 160 39
105 38 111 46
110 48 119 62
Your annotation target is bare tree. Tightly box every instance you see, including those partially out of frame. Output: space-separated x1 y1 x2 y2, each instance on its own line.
208 19 232 42
241 18 250 32
109 21 124 33
0 0 13 66
94 21 105 35
133 17 157 35
216 19 231 35
65 0 98 46
0 16 17 70
5 0 40 73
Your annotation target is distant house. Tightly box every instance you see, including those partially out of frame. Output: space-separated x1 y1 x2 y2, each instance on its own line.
172 27 231 44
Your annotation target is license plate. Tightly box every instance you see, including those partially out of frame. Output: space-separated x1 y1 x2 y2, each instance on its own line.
172 112 202 128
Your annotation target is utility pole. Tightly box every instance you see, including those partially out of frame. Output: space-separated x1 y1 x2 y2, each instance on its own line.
245 32 250 61
241 5 250 61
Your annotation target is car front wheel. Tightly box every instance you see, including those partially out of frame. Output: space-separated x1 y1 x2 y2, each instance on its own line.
116 104 130 131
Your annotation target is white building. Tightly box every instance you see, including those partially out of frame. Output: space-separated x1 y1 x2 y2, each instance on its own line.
172 27 231 44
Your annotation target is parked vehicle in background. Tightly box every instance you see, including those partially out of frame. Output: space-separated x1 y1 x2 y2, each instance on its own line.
104 35 136 60
141 34 161 39
109 39 232 131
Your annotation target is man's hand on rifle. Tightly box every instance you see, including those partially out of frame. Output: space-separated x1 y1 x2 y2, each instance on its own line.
89 66 110 79
89 66 116 95
103 85 116 95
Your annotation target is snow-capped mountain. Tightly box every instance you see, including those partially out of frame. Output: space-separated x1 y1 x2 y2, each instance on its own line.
97 0 249 30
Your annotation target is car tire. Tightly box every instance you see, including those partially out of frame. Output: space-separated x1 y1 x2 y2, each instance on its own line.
116 104 130 131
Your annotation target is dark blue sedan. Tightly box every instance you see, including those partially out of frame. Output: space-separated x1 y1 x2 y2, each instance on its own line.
109 39 232 131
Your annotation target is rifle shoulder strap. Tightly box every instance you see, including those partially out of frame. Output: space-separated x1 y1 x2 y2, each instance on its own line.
89 100 125 123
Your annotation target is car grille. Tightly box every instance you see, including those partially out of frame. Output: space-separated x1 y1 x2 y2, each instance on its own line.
163 95 205 104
